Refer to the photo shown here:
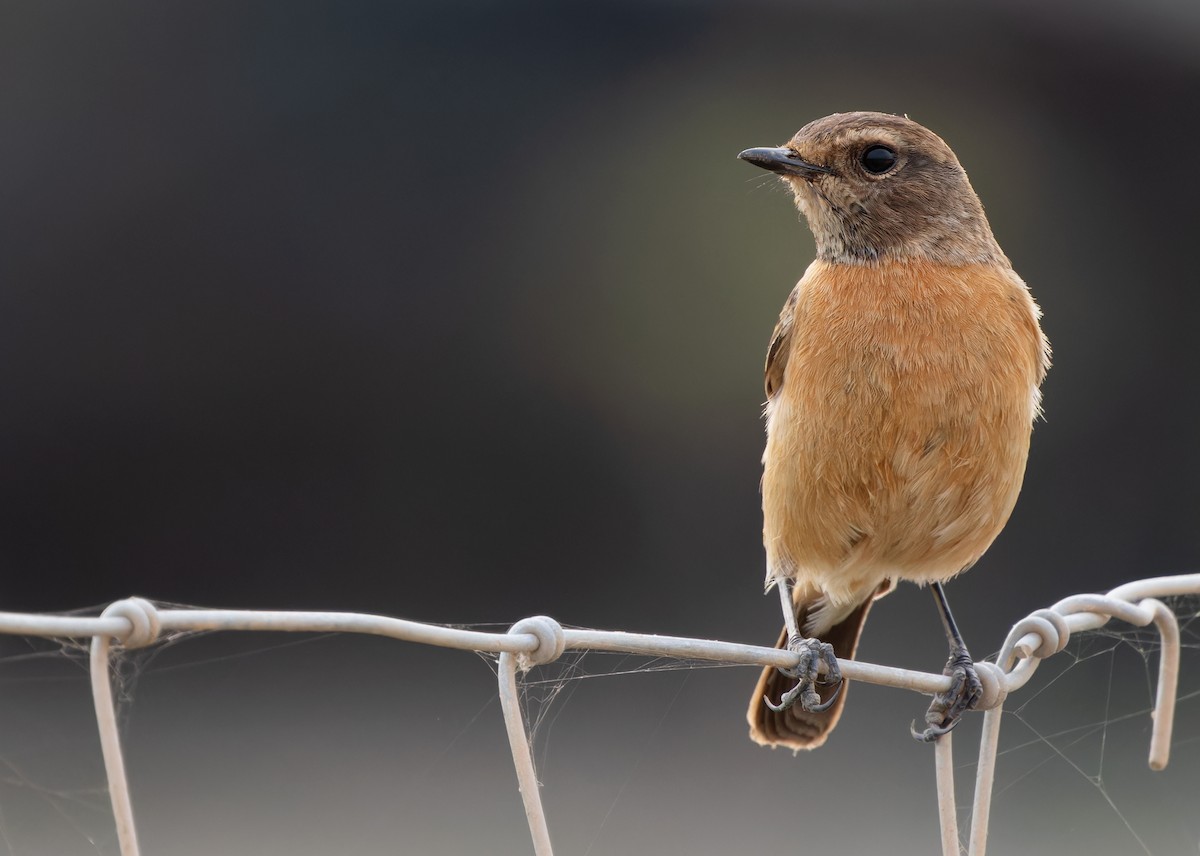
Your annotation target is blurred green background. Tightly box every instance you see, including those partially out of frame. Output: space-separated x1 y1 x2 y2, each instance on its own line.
0 1 1197 854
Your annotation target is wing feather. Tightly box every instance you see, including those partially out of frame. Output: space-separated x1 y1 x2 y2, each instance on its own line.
765 285 801 399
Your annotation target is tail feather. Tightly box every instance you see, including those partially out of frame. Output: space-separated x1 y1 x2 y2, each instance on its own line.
746 591 879 751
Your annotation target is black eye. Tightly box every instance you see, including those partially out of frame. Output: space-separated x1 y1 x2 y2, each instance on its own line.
861 145 897 174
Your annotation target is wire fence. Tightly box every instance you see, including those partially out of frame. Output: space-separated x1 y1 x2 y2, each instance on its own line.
1 572 1197 856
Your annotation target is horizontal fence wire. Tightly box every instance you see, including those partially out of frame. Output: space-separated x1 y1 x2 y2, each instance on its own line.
0 573 1197 856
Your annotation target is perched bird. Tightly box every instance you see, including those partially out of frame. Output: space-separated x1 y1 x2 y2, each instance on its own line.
739 112 1049 750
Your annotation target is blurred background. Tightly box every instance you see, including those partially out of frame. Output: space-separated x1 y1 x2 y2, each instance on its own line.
0 1 1198 853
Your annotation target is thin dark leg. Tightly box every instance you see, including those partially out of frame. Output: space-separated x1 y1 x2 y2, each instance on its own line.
911 582 983 743
931 581 965 649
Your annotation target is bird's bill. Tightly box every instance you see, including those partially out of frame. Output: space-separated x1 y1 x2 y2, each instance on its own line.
737 147 833 178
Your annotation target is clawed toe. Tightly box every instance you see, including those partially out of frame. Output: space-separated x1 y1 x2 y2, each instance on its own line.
910 716 960 743
912 648 983 743
765 635 842 714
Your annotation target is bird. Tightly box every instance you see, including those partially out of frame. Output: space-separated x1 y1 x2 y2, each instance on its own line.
738 112 1050 750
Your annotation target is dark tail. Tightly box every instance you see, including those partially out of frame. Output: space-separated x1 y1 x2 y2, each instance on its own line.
746 593 877 751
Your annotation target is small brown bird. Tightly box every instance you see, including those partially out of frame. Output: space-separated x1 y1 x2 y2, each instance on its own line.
739 112 1049 750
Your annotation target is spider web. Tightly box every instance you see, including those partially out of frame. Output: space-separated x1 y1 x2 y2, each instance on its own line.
0 598 1197 855
469 627 737 782
0 602 334 856
0 612 121 855
475 600 1200 856
949 594 1200 855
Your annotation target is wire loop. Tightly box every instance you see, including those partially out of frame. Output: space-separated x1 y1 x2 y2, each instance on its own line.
510 616 566 670
101 598 162 650
973 661 1008 711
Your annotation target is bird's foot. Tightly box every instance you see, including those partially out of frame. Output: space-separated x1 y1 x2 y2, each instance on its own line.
911 647 983 743
764 635 842 714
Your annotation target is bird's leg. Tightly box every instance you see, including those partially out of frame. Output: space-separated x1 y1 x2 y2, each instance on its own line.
764 578 842 714
911 582 983 743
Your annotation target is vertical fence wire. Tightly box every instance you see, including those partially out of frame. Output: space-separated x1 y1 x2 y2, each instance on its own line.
934 731 959 856
89 633 141 856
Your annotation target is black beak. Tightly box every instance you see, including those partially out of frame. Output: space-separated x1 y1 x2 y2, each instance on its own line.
737 147 833 179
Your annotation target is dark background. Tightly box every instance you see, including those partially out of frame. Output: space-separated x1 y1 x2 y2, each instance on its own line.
1 1 1198 854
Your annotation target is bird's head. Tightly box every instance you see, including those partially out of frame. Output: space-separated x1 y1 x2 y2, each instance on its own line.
739 111 1004 266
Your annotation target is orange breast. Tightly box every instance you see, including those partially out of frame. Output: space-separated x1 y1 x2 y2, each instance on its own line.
762 259 1047 606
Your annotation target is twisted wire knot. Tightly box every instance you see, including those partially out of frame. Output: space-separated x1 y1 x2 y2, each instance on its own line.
1010 608 1071 661
101 598 162 649
509 616 566 671
973 661 1008 710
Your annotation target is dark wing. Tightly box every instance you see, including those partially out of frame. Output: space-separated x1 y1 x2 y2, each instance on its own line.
765 285 801 399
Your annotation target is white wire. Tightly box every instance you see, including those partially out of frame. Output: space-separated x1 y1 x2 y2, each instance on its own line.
2 573 1196 856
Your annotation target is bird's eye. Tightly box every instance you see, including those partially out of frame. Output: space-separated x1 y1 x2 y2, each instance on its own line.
860 145 898 175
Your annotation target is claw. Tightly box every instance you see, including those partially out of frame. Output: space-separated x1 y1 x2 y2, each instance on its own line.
765 635 842 714
912 647 983 743
909 716 962 743
808 677 844 712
